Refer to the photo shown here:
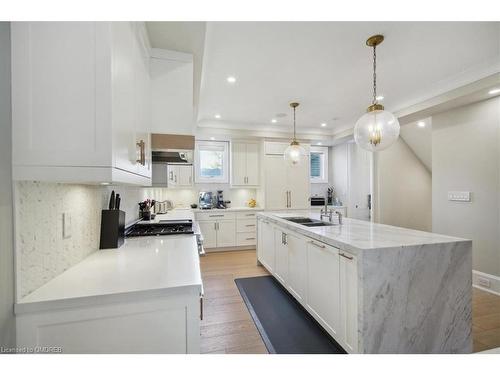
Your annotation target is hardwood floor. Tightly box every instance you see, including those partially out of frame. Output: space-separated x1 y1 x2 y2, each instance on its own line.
200 249 269 354
200 249 500 354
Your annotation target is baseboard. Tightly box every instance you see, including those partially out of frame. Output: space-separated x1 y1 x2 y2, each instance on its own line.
205 246 256 253
473 270 500 296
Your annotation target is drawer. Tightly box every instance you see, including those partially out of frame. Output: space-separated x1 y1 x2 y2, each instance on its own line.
237 232 257 246
237 218 257 233
236 211 261 219
196 211 236 221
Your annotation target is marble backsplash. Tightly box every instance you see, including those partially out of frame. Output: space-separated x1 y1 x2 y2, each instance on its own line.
15 182 258 298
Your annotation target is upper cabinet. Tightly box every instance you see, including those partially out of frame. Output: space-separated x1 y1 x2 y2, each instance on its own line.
150 49 194 135
231 142 260 187
11 22 152 185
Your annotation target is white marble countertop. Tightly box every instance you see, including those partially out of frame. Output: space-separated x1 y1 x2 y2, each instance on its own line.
16 235 202 314
258 211 470 254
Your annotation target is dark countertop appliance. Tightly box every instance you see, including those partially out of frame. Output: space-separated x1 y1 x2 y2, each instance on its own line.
310 197 326 206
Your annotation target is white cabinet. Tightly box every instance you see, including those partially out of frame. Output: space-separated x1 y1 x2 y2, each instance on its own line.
274 229 289 286
306 240 341 339
167 164 193 188
340 251 358 353
196 212 236 249
264 154 310 209
258 220 276 272
198 221 217 249
231 142 259 186
287 233 307 303
11 22 151 185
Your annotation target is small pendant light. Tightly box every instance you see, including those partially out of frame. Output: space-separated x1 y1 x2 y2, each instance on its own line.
354 35 400 152
284 102 306 166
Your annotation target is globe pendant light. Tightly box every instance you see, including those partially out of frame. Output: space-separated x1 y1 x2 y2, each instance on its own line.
284 102 306 166
354 35 400 152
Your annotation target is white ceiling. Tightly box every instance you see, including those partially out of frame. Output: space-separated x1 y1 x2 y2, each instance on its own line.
195 22 499 135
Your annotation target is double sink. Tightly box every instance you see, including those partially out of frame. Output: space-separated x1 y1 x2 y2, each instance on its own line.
283 217 334 227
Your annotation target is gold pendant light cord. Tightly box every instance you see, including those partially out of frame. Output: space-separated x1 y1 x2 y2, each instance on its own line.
293 105 296 141
372 44 377 105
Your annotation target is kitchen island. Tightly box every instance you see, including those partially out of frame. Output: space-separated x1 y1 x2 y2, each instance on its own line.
256 212 472 354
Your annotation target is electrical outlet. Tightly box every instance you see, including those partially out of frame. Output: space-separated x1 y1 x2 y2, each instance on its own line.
63 212 72 239
478 277 491 288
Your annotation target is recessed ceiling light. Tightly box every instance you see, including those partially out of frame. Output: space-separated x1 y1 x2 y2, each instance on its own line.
214 114 221 119
376 95 384 101
100 182 110 185
418 121 426 128
227 76 236 84
210 137 215 141
271 119 277 123
321 123 327 127
317 142 322 145
489 88 500 95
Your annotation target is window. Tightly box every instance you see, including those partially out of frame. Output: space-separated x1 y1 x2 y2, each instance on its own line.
310 146 329 184
195 141 229 183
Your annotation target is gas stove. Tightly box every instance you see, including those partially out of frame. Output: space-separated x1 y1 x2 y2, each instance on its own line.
126 219 194 237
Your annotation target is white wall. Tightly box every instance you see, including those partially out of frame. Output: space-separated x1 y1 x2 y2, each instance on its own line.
331 143 349 206
432 97 500 277
374 138 432 232
0 21 15 348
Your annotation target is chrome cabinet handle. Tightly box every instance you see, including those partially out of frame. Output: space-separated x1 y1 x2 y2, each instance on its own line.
174 174 177 183
245 224 256 227
289 191 292 208
245 214 255 217
340 252 354 260
200 297 203 320
214 222 217 230
246 237 255 240
209 214 224 218
136 140 146 166
309 240 326 249
169 170 173 181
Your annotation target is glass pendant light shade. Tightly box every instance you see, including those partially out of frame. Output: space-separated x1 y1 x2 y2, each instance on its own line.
284 141 307 166
354 107 400 152
355 34 400 152
284 102 305 166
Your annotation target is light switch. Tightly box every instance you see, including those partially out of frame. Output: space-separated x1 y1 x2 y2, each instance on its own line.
63 212 72 239
447 191 471 202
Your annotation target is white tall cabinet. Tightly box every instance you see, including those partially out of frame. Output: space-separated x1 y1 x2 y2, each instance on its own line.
231 142 260 186
11 22 152 185
264 151 310 210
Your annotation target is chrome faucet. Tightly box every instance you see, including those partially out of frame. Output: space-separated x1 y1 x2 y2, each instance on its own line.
320 196 334 222
335 210 343 225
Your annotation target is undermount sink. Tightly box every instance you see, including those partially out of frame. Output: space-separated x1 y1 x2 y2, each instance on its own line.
283 217 334 227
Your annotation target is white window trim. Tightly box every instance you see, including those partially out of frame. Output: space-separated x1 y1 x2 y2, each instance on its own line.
310 146 329 184
195 140 229 184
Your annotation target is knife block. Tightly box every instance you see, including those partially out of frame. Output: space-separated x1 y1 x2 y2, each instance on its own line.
99 209 126 249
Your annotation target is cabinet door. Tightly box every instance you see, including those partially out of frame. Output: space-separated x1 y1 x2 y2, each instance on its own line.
306 240 341 339
178 165 193 186
340 252 358 353
274 229 289 286
198 221 217 249
112 22 139 175
11 22 112 168
260 221 275 272
287 233 307 304
152 164 168 186
231 142 247 185
287 155 310 209
245 143 260 186
264 155 288 210
216 220 236 248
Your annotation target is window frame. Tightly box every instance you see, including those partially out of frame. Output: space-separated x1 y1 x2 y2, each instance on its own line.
310 146 329 184
195 140 229 183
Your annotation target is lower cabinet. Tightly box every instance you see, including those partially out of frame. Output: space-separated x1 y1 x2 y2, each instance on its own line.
198 220 235 249
257 218 359 353
306 240 341 339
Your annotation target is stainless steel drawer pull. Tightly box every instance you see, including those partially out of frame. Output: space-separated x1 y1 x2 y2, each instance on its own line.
246 237 256 240
245 224 256 227
245 214 255 217
309 241 326 249
340 252 354 260
209 215 224 217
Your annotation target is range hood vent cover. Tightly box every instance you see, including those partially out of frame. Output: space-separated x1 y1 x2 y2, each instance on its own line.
152 151 190 163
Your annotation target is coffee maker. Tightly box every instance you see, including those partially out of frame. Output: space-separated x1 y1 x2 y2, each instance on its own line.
216 190 226 209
